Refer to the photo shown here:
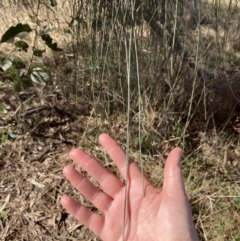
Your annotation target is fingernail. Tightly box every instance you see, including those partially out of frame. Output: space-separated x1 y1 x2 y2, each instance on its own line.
69 149 80 158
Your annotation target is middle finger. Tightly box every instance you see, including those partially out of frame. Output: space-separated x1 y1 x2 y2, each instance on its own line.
63 165 113 212
70 149 124 198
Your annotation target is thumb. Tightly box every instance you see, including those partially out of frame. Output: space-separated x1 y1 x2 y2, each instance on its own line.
162 148 199 240
162 147 188 201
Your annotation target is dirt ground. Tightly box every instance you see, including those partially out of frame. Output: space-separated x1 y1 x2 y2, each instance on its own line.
0 83 104 240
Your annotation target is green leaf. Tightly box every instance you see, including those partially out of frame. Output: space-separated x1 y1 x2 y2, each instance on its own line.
33 48 46 57
1 134 8 143
9 132 19 139
41 34 63 51
49 0 57 7
92 19 102 31
11 69 22 92
13 59 26 69
29 64 45 71
15 41 29 52
13 79 21 92
29 15 37 23
0 103 3 114
1 23 32 43
22 76 34 88
31 67 50 85
0 58 13 72
0 209 9 219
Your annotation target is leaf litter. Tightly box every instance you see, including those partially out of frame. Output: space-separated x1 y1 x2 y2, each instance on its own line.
0 83 104 241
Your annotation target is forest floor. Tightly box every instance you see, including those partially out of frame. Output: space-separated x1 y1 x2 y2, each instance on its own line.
1 81 240 241
1 1 240 240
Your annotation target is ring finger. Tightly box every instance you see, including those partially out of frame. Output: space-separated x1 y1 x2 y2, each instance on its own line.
63 165 113 212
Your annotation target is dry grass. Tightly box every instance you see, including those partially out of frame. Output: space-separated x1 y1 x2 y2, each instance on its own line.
1 0 240 241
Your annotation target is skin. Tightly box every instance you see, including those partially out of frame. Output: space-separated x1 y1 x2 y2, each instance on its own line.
61 133 199 241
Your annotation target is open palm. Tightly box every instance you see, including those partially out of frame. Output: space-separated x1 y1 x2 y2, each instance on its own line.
61 134 199 241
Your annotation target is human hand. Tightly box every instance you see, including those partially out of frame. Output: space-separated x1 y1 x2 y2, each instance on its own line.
61 134 199 241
